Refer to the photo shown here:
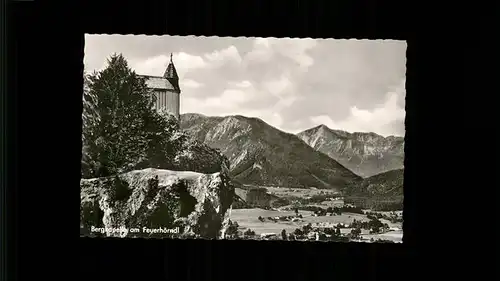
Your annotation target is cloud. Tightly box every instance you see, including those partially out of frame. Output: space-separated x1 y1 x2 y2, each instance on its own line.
130 52 207 78
204 45 242 66
277 40 406 133
309 83 406 137
178 38 310 113
84 35 406 136
273 38 318 70
173 38 405 136
174 52 208 72
263 74 293 96
243 37 317 71
181 79 204 89
180 76 288 130
244 38 275 63
230 80 252 88
206 89 252 108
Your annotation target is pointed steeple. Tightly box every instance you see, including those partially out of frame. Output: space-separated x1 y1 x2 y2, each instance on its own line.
163 53 180 93
163 53 176 78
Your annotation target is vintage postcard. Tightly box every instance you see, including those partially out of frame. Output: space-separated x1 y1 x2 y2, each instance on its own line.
81 35 406 243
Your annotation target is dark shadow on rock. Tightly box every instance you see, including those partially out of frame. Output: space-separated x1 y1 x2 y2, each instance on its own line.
80 197 105 237
196 203 222 239
173 180 197 218
109 176 132 202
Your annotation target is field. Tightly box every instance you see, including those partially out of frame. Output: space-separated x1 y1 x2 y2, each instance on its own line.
229 208 403 243
229 186 403 243
266 187 344 208
265 187 339 198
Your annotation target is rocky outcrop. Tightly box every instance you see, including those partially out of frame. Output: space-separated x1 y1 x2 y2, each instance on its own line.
171 137 230 175
80 168 234 239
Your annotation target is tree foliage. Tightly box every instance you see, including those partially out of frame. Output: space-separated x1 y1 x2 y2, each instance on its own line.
225 219 239 238
81 54 183 178
244 228 255 237
281 229 287 240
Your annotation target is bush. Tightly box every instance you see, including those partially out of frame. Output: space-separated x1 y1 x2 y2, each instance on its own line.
226 220 239 238
308 194 329 203
294 228 303 236
367 217 384 230
244 229 255 236
341 205 363 214
350 227 361 239
281 229 287 240
298 205 325 213
302 223 313 234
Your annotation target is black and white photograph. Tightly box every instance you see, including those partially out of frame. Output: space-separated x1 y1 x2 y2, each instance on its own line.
80 34 406 243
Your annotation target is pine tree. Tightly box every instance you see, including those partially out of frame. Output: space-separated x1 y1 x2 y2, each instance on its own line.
82 72 101 177
81 53 173 178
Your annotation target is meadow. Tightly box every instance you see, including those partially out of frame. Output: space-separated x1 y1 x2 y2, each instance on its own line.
229 207 403 242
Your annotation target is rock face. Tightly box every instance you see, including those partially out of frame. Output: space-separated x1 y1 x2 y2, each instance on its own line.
297 124 404 178
170 137 230 175
180 113 362 190
80 168 234 239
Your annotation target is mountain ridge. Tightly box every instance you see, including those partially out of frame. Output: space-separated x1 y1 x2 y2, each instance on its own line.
297 124 404 177
180 113 362 190
310 124 404 139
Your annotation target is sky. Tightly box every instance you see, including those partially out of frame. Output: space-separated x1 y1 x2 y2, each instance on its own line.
84 35 407 137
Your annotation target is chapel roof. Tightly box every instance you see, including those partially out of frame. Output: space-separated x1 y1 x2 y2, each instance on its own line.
139 75 176 91
138 53 180 92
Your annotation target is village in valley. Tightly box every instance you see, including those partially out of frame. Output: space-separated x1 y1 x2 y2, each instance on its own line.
224 186 403 243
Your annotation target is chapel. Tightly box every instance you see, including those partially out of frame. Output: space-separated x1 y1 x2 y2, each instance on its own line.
138 53 181 119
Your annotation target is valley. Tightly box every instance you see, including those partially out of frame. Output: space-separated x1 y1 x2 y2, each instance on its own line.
228 186 403 243
230 208 403 242
180 113 405 243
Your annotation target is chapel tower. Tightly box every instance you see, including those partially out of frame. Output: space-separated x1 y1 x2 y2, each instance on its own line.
164 53 180 92
139 53 181 120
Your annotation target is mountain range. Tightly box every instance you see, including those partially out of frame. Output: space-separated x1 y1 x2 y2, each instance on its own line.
180 113 362 190
297 124 404 177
